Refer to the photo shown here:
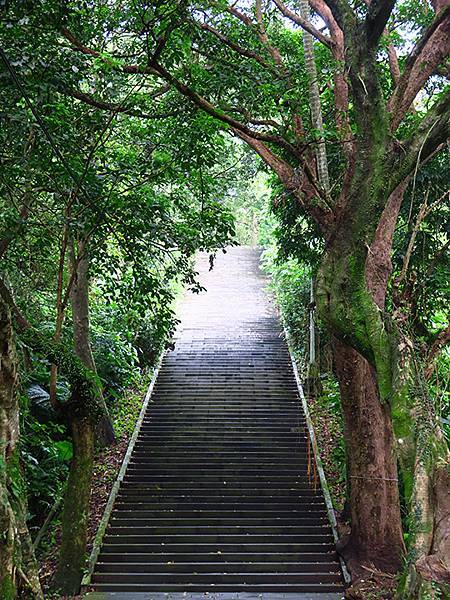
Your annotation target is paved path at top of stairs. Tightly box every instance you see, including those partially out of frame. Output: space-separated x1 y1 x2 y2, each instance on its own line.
85 246 344 599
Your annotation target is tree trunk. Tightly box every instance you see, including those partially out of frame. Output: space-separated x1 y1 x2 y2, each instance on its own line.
70 242 115 445
0 298 43 599
392 348 450 597
0 274 105 596
315 173 407 573
54 417 94 595
316 169 449 587
49 219 70 409
299 0 330 193
53 243 116 594
332 337 404 573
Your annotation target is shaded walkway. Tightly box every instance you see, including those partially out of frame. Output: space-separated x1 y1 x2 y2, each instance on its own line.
85 246 344 599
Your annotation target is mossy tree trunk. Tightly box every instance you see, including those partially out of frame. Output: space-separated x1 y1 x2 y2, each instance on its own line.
51 241 117 594
0 298 43 599
317 176 449 590
0 273 105 596
313 25 450 590
332 337 404 572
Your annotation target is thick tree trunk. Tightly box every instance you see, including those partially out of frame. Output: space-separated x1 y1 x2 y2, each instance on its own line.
55 417 94 595
0 299 43 599
70 243 115 445
315 177 407 574
332 337 404 573
316 172 449 588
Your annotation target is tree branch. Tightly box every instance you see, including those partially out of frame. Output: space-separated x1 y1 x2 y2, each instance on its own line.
222 3 254 27
231 128 293 180
365 0 396 47
393 89 450 186
62 87 179 119
60 27 299 156
309 0 351 147
321 0 355 33
388 5 450 130
256 0 285 69
193 20 277 74
387 42 401 85
232 129 334 232
62 88 144 115
272 0 332 47
60 27 159 75
149 60 300 157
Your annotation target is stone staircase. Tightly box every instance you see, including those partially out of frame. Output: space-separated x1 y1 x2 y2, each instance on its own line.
85 247 344 599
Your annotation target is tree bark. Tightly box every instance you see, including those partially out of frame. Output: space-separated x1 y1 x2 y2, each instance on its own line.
315 140 407 572
0 298 43 599
70 241 116 445
332 337 404 573
0 274 105 595
54 417 94 595
299 0 330 193
49 219 70 408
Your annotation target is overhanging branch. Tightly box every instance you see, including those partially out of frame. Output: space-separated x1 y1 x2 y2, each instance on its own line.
62 88 179 119
150 60 300 158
